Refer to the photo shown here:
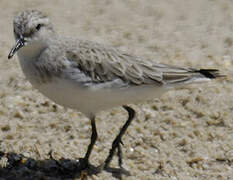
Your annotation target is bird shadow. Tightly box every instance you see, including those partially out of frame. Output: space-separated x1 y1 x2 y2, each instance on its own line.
0 151 130 180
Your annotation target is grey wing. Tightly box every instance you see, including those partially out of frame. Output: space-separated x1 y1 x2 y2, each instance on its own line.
64 40 221 87
65 40 164 86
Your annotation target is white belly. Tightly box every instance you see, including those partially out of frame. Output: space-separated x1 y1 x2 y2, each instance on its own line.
35 77 166 116
18 51 167 117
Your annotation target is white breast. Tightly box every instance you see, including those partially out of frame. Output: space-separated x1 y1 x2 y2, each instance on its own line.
17 46 167 117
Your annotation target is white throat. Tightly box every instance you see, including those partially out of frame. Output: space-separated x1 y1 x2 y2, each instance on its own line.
17 40 46 60
16 40 48 87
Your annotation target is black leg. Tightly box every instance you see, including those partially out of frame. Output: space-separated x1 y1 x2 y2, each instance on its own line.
117 142 123 168
104 105 135 170
78 116 99 173
49 116 101 175
83 116 98 163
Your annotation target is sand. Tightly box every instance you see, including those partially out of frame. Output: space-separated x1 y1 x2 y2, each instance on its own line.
0 0 232 179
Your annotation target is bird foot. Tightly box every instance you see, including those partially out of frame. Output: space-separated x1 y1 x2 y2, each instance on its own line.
77 158 102 175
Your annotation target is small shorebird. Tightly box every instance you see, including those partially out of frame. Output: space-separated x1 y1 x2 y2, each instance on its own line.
8 10 223 175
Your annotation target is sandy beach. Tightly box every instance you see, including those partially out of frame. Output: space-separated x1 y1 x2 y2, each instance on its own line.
0 0 232 179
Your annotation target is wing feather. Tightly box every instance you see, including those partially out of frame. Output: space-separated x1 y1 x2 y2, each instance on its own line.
63 40 221 86
65 40 163 85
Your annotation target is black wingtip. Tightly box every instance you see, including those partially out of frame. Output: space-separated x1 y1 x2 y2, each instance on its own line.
197 69 224 79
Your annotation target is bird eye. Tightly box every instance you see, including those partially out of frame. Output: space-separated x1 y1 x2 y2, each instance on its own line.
36 24 42 31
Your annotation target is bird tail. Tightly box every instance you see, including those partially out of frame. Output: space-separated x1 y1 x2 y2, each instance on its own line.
194 69 223 79
162 68 225 86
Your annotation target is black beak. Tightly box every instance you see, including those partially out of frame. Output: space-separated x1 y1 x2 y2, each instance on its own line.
8 36 25 59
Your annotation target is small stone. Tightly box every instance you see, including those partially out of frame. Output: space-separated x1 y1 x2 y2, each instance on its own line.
14 110 24 119
1 125 10 131
0 157 8 168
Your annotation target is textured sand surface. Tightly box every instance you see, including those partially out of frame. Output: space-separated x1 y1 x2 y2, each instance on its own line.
0 0 232 179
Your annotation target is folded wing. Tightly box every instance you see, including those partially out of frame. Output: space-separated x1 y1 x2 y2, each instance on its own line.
65 40 222 86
